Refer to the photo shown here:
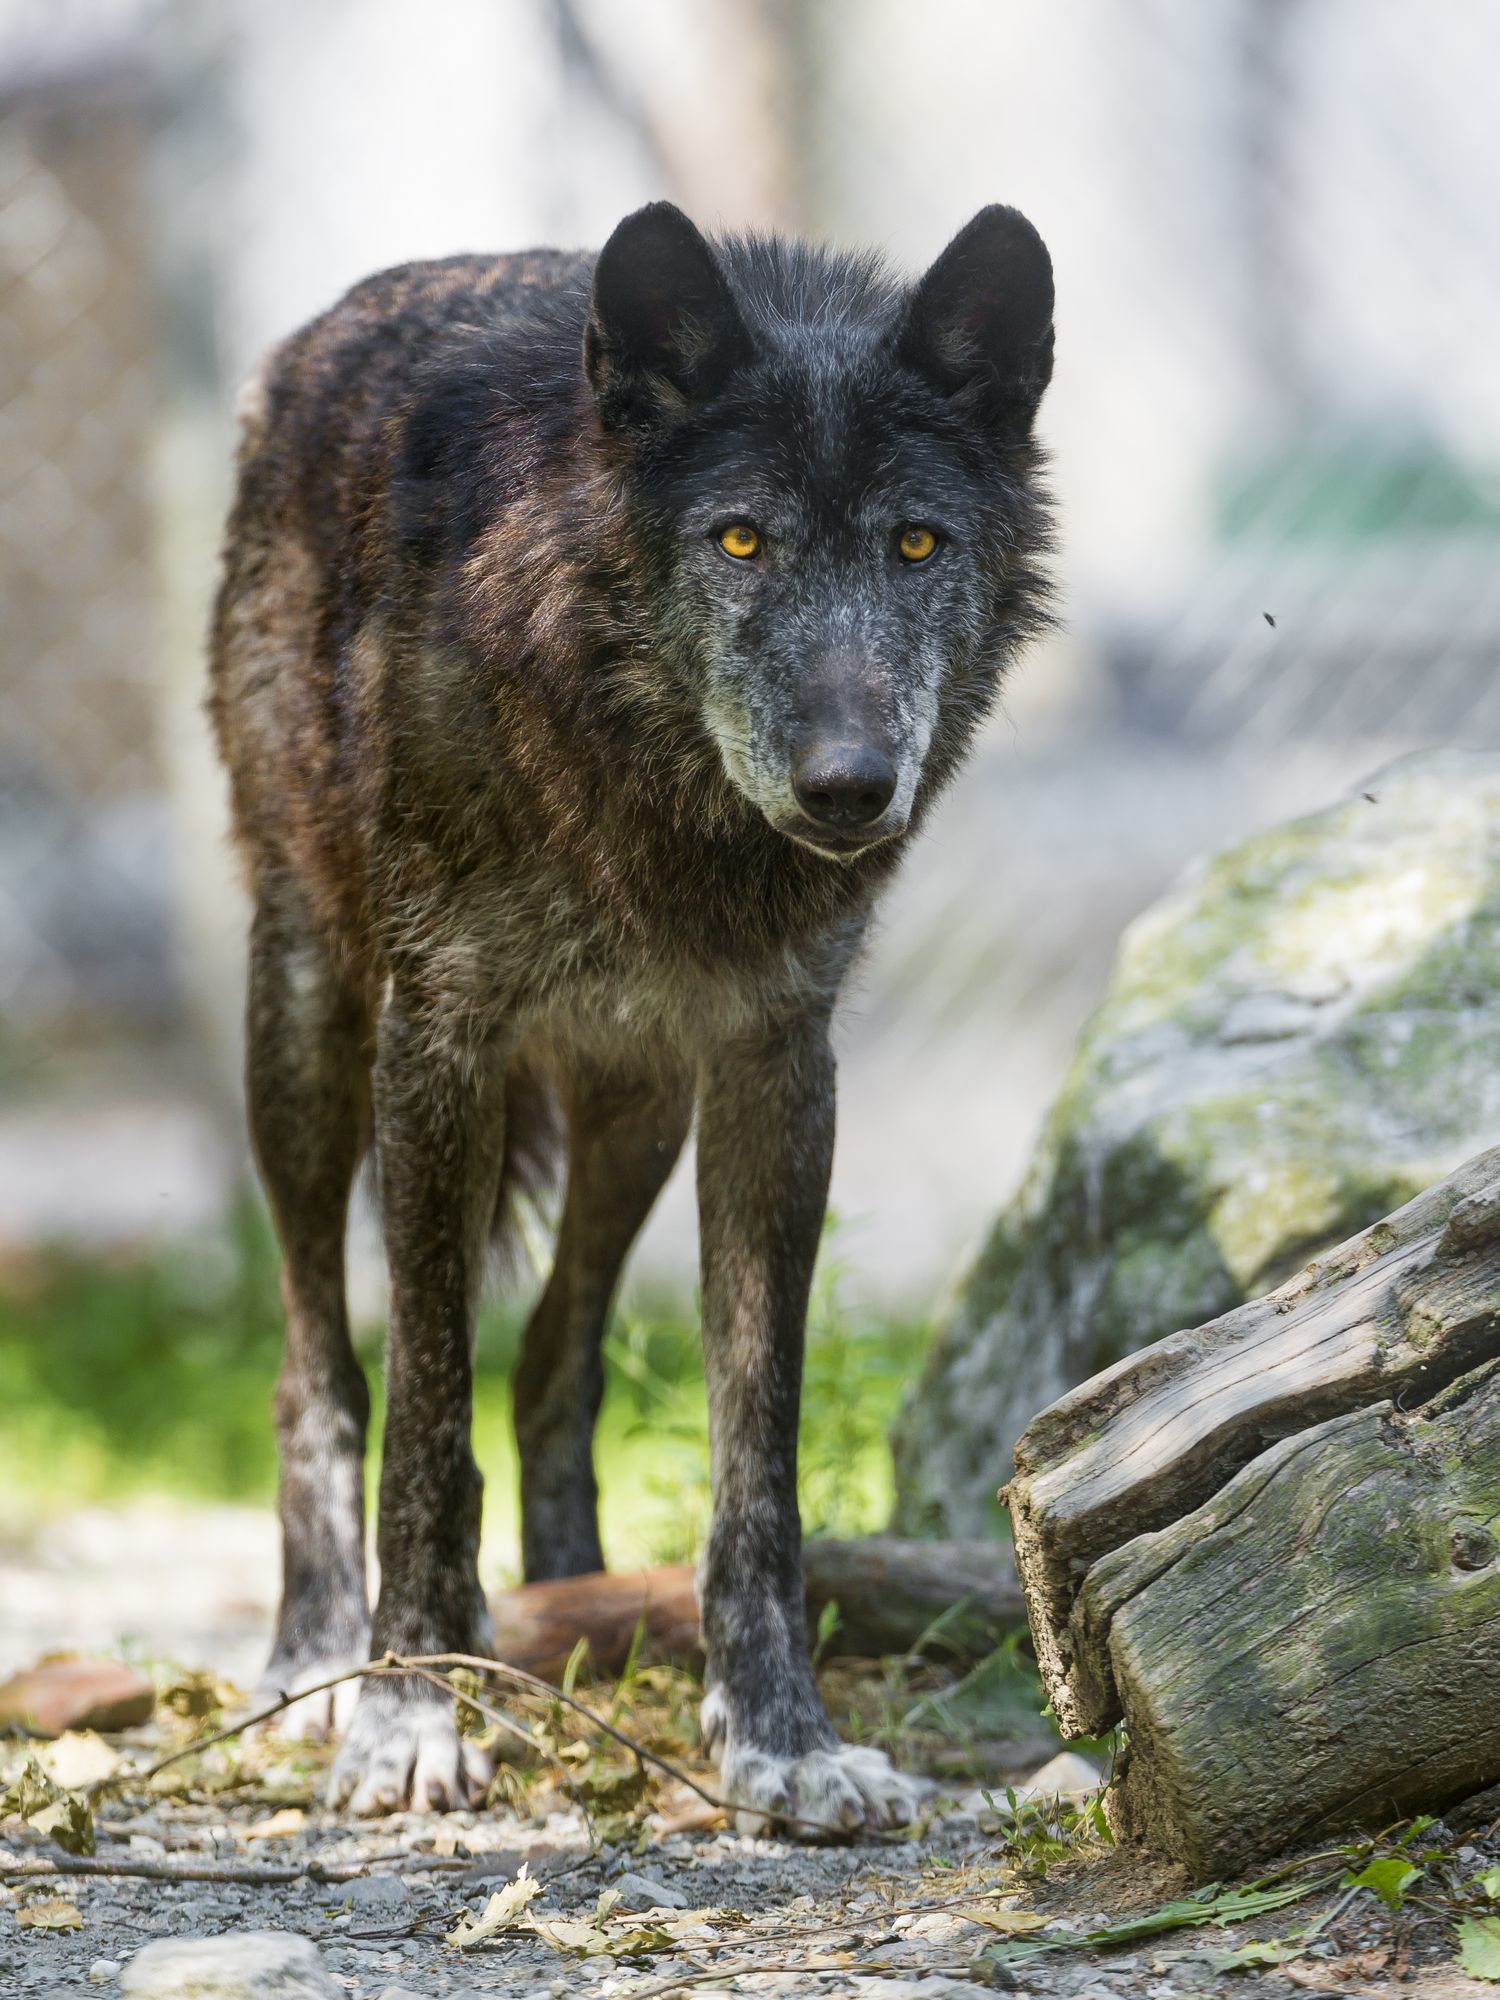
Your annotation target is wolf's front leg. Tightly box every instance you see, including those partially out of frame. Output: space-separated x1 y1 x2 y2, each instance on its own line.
695 1017 924 1839
328 990 507 1815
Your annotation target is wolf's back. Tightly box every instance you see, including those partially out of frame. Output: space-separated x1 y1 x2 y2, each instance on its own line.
208 250 592 902
210 252 584 1246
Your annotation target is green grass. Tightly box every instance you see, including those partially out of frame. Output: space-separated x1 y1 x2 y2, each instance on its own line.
0 1207 925 1584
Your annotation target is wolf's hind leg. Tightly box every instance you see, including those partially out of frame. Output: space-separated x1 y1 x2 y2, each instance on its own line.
248 878 371 1740
514 1058 692 1582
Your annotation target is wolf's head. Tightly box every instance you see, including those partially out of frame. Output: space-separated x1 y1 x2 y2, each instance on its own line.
586 202 1054 860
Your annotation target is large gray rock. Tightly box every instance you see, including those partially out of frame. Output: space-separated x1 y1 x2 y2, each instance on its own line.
121 1931 338 2000
893 749 1500 1536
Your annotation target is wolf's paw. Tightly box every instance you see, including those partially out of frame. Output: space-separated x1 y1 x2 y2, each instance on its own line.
720 1737 929 1841
326 1684 491 1815
251 1648 369 1744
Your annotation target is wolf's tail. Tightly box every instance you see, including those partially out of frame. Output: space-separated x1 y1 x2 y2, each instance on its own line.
490 1053 565 1284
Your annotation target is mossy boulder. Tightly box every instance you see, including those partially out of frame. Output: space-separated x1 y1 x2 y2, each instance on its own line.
892 748 1500 1536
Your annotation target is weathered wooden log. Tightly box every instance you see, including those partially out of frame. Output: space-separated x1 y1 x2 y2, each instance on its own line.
487 1536 1025 1681
1006 1144 1500 1875
1009 1146 1500 1736
1084 1357 1500 1873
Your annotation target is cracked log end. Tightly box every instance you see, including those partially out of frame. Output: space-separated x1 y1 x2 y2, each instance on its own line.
1102 1359 1500 1873
1005 1143 1500 1873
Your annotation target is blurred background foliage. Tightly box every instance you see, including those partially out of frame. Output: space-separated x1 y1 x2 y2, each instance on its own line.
0 1208 922 1580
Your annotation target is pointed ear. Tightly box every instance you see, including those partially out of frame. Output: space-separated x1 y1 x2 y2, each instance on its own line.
897 205 1054 426
585 202 754 428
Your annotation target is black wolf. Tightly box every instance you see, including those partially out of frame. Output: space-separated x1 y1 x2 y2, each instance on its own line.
209 200 1054 1834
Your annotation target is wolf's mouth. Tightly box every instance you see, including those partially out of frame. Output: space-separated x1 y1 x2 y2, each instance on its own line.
774 815 903 863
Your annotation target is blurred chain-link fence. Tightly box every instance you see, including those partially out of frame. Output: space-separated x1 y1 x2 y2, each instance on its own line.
3 0 1498 1290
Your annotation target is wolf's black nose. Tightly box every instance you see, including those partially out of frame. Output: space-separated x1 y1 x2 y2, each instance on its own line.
792 743 897 829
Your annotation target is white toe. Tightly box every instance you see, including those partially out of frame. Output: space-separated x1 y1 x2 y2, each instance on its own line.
721 1740 928 1841
329 1688 490 1815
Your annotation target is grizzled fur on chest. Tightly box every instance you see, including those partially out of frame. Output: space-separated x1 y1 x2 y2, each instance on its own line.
209 210 1054 1057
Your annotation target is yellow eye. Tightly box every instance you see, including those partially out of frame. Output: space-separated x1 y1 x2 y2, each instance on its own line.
898 526 938 563
718 523 760 560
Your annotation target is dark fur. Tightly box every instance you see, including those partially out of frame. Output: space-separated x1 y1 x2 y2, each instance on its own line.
209 205 1054 1826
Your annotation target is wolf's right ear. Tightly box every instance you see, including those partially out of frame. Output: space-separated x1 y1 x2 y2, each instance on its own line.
897 206 1054 427
586 203 754 429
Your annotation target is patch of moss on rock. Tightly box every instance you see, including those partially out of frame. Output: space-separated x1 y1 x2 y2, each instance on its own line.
893 749 1500 1538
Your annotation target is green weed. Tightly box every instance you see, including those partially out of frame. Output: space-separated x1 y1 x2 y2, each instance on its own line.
0 1204 923 1578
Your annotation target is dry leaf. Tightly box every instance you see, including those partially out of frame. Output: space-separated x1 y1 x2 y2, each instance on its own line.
577 1763 649 1809
445 1866 542 1949
30 1793 95 1857
607 1927 675 1957
148 1765 195 1796
168 1668 240 1719
243 1807 305 1842
1 1757 95 1856
1 1758 56 1819
532 1917 672 1959
532 1918 611 1955
958 1906 1050 1934
17 1897 83 1932
39 1732 120 1791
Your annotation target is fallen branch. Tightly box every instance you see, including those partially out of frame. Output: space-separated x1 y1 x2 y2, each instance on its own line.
88 1663 385 1797
0 1849 474 1886
394 1654 727 1814
392 1655 878 1843
90 1649 905 1845
623 1960 898 1997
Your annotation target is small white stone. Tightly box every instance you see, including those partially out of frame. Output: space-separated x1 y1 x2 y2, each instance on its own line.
89 1961 122 1984
121 1931 339 1999
895 1911 971 1942
1010 1749 1104 1802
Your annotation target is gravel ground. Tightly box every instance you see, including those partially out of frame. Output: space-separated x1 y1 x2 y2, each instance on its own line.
7 1748 1500 1998
6 1508 1500 1998
0 1792 1390 1999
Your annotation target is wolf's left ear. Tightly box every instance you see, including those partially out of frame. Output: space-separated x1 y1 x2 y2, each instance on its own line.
897 206 1054 426
586 203 754 429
